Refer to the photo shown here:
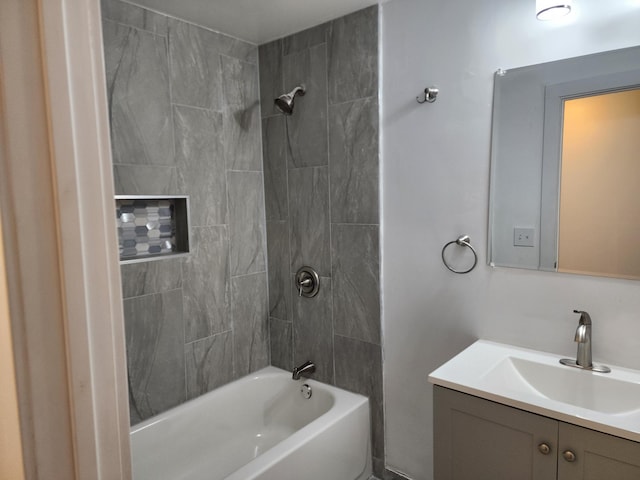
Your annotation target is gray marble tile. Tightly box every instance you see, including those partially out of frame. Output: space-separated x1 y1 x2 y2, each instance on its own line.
120 258 182 298
334 334 384 460
283 44 328 168
101 0 168 35
102 20 174 166
329 97 379 224
292 276 333 384
262 116 288 222
328 6 378 104
185 331 234 400
332 224 380 344
282 23 328 56
221 55 258 108
112 165 178 195
124 289 185 424
168 19 222 110
174 105 227 226
269 318 293 371
217 36 257 65
228 171 267 276
266 221 291 321
258 40 283 118
182 226 230 342
221 56 262 171
232 273 269 377
288 166 330 277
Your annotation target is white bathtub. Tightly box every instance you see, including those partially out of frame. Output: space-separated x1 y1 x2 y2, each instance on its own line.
130 366 372 480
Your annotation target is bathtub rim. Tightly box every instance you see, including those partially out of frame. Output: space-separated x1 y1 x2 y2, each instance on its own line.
130 365 369 436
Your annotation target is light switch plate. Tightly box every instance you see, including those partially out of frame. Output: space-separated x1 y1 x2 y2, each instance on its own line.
514 227 535 247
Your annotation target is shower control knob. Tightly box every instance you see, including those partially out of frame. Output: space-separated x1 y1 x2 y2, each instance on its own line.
295 266 320 298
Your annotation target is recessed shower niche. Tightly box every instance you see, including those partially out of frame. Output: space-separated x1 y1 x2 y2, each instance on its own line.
115 195 190 263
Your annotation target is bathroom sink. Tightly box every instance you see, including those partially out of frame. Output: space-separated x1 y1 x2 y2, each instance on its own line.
483 356 640 414
429 340 640 442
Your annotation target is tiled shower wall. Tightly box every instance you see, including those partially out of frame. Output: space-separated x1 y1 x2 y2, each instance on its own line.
258 6 384 476
101 0 269 424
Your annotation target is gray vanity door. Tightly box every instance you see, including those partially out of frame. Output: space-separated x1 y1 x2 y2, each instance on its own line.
433 386 558 480
558 422 640 480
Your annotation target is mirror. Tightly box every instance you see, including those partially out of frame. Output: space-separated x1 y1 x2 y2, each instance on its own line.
488 45 640 280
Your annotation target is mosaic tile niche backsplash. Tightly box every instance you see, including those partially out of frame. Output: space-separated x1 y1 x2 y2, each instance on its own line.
116 197 188 260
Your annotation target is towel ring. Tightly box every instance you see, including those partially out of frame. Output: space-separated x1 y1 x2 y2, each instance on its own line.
441 235 478 274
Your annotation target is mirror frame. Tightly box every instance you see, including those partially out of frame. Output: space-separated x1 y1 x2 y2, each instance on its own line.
488 45 640 279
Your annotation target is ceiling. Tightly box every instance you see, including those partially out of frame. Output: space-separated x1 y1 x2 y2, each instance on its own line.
128 0 381 45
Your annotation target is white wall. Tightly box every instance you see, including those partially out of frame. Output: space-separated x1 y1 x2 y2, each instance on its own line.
380 0 640 478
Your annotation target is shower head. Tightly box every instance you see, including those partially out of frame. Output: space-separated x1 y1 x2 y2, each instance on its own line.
274 85 306 115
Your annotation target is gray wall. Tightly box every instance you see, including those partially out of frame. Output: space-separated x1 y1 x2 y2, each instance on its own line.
102 3 386 475
258 6 385 476
101 0 269 424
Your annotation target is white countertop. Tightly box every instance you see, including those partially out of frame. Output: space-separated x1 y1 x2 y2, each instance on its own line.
428 340 640 442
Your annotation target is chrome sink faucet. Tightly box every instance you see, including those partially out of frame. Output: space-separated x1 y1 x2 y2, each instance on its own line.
560 310 610 373
574 309 592 368
292 360 316 380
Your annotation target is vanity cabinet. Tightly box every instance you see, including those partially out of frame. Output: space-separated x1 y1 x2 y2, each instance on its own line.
434 386 640 480
558 422 640 480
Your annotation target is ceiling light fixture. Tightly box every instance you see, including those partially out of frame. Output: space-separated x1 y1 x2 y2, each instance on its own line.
536 0 572 20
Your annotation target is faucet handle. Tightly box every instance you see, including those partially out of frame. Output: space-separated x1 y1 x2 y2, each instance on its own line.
573 309 592 325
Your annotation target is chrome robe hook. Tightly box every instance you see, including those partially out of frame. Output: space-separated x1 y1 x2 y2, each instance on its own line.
417 86 439 104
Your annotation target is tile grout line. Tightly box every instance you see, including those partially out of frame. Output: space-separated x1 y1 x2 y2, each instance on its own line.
329 94 377 108
255 46 272 369
121 287 182 301
102 17 168 38
324 34 338 387
280 36 296 370
171 101 223 113
163 13 190 403
184 328 234 347
118 0 260 49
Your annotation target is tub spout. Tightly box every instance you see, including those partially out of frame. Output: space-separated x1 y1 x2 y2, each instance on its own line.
292 361 315 380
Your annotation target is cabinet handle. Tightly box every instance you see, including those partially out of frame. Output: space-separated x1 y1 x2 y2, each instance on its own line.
538 443 551 455
562 450 577 462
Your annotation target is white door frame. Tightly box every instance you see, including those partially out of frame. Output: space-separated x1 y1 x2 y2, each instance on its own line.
0 0 131 478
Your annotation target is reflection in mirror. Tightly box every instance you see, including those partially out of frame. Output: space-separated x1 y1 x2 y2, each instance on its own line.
488 45 640 280
558 89 640 278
